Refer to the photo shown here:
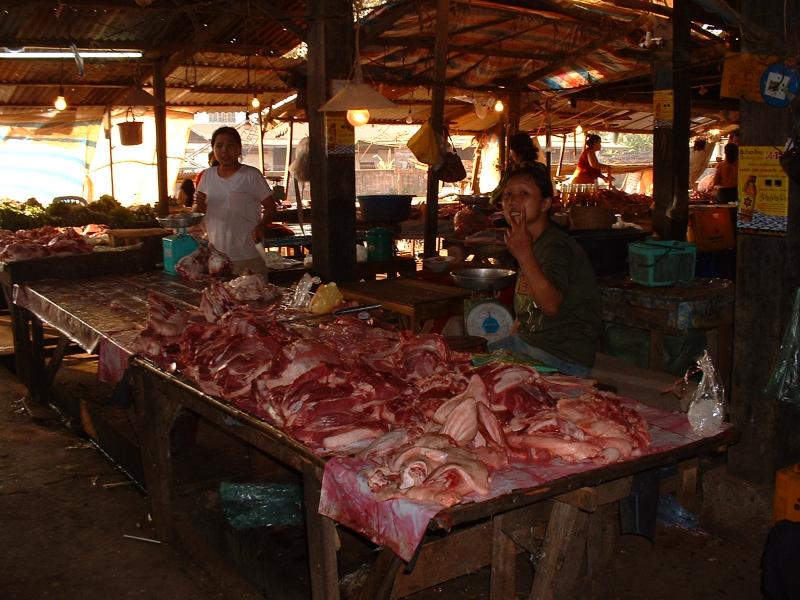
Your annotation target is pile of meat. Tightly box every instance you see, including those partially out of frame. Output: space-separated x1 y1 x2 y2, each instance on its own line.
134 280 652 508
175 244 232 280
0 225 95 262
690 189 717 204
595 188 652 214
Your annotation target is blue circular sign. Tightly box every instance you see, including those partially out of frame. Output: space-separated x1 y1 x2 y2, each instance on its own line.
760 62 799 108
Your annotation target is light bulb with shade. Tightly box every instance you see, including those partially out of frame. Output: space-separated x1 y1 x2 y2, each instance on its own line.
494 99 504 112
346 109 370 127
54 95 67 111
250 95 260 109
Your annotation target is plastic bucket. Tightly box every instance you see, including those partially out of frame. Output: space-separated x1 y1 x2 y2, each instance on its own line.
118 120 143 146
366 227 394 262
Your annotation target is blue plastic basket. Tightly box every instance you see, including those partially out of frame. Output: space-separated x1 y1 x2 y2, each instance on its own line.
628 240 696 286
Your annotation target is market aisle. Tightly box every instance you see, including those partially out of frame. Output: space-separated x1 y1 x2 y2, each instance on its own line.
0 364 225 600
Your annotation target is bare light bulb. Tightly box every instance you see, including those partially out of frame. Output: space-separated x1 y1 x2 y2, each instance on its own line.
54 95 67 111
250 95 260 109
405 110 413 124
494 99 504 112
346 108 370 127
575 124 583 135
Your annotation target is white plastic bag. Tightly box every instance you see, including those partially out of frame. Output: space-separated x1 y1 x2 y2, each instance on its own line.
687 350 725 436
289 273 320 309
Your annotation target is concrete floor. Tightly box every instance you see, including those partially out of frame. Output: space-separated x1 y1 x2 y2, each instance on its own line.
0 352 772 600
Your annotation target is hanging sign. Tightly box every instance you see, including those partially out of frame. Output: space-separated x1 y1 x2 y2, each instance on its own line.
653 89 673 127
721 53 778 102
759 62 799 107
325 113 355 155
737 145 788 235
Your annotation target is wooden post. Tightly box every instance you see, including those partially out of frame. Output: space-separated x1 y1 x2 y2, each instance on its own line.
423 0 450 259
729 0 800 484
508 92 521 138
307 0 357 282
651 3 690 241
153 60 169 217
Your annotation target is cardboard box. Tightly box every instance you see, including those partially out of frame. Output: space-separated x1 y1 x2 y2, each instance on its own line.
688 208 735 252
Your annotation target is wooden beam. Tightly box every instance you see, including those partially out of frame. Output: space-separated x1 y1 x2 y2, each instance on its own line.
360 0 415 42
153 60 169 217
364 37 559 61
423 0 450 259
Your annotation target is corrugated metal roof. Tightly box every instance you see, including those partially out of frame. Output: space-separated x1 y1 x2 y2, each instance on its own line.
0 0 736 134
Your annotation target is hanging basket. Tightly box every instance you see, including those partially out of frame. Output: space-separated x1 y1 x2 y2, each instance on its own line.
118 108 143 146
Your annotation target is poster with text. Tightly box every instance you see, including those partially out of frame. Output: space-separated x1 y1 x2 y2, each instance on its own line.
737 145 788 235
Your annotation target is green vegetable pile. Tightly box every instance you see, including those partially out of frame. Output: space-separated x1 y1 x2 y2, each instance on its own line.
0 196 158 231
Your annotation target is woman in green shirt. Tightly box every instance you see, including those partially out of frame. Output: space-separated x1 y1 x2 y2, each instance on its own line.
487 164 602 377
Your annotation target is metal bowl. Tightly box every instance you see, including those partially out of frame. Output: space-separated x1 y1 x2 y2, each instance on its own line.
451 267 516 291
156 212 204 229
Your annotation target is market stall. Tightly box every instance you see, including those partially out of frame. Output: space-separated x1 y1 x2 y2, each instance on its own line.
9 268 737 599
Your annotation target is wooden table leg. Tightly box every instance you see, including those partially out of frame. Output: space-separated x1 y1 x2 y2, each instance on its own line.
529 501 587 600
133 367 181 542
585 502 618 579
302 462 341 600
491 512 518 600
677 457 700 514
356 547 403 600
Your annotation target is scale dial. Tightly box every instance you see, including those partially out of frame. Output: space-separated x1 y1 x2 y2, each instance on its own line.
465 300 514 344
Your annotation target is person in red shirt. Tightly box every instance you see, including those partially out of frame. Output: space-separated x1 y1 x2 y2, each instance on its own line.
571 134 613 184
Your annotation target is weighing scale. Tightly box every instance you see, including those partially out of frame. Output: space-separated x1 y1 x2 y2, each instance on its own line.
156 212 204 275
451 267 516 344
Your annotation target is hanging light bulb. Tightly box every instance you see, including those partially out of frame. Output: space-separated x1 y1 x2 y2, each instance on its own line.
250 94 260 109
405 110 413 125
346 108 370 127
54 91 67 111
494 99 504 112
575 124 583 135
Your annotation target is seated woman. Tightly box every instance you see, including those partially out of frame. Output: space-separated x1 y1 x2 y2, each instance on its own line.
713 142 738 203
488 164 602 377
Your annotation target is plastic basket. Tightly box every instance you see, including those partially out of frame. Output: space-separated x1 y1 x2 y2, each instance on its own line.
628 240 696 286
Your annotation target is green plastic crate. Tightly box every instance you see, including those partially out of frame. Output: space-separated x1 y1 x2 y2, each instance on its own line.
627 240 696 286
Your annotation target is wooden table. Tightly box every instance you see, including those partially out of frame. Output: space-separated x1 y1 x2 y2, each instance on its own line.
0 246 159 415
13 273 738 600
598 275 735 389
338 278 470 331
131 356 735 600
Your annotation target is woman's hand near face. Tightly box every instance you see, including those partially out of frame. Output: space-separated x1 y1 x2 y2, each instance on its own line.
505 206 533 262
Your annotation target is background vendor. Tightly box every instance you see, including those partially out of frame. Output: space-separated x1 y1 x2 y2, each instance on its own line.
571 133 613 185
192 126 275 275
488 164 602 376
713 142 739 203
490 132 541 206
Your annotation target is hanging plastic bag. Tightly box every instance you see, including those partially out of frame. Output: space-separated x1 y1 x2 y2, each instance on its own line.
288 136 311 183
687 350 726 436
764 287 800 406
434 132 467 182
408 120 443 166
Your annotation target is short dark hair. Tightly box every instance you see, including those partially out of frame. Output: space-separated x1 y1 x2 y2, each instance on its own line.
585 133 601 147
211 126 241 148
508 132 538 162
505 163 554 199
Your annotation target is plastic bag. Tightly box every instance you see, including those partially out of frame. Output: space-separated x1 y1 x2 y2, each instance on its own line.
309 282 344 315
435 151 467 182
687 350 726 436
289 273 320 309
408 120 443 166
288 136 311 182
219 482 303 530
764 287 800 406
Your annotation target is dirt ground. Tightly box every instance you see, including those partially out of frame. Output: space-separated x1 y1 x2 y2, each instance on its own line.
0 353 771 600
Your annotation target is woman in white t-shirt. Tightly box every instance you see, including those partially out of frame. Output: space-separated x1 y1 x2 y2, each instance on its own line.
193 126 275 275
